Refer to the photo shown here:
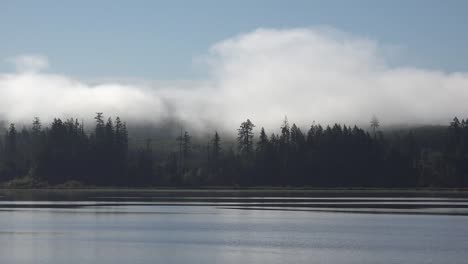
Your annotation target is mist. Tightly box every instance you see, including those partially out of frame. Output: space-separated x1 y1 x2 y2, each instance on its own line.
1 27 468 133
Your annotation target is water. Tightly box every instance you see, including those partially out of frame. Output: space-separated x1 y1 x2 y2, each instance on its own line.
0 190 467 264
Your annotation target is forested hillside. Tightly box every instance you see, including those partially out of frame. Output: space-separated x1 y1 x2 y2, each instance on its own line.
0 114 467 188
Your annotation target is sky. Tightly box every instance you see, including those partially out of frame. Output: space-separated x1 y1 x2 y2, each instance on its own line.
1 1 468 131
1 0 468 79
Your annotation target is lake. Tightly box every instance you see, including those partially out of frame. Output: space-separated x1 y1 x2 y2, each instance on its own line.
0 189 467 264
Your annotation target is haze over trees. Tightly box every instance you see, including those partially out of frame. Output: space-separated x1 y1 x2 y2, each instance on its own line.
0 113 467 188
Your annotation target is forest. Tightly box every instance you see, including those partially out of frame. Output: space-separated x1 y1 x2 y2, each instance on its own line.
0 113 467 188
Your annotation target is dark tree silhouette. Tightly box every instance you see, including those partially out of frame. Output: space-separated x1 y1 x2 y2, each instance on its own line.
237 119 255 156
6 124 17 155
256 127 269 153
0 114 466 188
182 131 191 158
370 115 380 138
212 131 221 161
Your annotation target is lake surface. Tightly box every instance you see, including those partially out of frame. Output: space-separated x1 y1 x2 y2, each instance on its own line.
0 189 467 264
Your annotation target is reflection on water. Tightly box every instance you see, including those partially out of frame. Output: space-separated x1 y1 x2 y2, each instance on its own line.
0 190 467 264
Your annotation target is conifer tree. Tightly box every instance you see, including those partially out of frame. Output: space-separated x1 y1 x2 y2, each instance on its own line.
212 131 221 161
237 119 255 156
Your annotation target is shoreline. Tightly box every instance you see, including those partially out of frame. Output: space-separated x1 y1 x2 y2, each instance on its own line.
1 187 468 198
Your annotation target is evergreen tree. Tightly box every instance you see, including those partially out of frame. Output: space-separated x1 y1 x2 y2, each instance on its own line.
290 124 305 151
370 115 380 138
256 127 269 153
6 123 17 155
183 131 191 158
32 117 41 136
105 117 115 145
0 113 466 188
212 131 221 161
280 116 290 145
237 119 255 156
94 112 105 141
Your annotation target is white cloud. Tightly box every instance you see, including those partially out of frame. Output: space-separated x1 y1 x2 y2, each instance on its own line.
0 72 169 125
1 27 468 133
207 28 468 128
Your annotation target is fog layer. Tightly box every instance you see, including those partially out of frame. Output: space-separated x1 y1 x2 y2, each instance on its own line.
1 28 468 131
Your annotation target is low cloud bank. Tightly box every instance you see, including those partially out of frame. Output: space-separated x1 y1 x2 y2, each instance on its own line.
1 27 468 133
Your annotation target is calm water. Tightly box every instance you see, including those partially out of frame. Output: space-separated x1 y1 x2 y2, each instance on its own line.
0 190 467 264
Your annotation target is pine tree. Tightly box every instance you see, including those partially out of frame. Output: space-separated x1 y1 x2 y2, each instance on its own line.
183 131 191 158
32 117 41 136
256 127 269 153
280 116 290 145
94 112 105 141
114 117 128 158
212 131 221 161
290 123 305 151
370 115 380 138
6 123 17 155
105 117 115 149
237 119 255 156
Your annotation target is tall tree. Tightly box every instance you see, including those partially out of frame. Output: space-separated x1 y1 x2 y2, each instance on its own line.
94 112 105 142
114 117 128 159
290 123 305 151
6 123 17 155
256 127 269 153
182 131 191 158
237 119 255 156
370 115 380 138
32 117 41 136
105 117 115 144
280 116 290 145
212 131 221 161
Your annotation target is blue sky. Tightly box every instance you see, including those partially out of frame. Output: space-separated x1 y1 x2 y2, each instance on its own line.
1 0 467 80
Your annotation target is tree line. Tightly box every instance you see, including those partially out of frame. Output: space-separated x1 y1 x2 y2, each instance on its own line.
0 113 467 188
